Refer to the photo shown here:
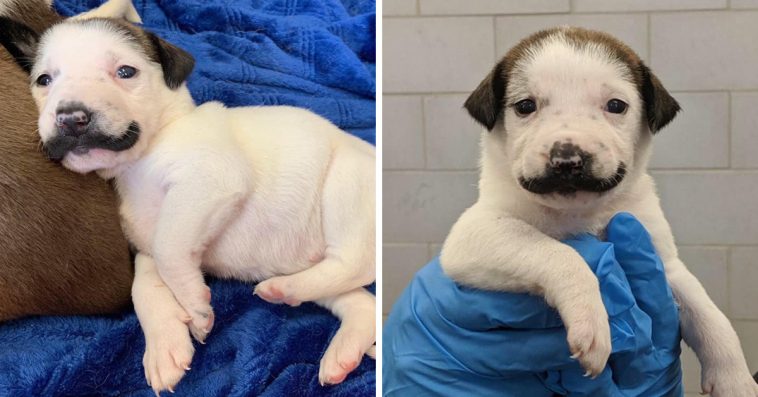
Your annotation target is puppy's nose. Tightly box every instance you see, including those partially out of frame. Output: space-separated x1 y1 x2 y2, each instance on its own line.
55 107 90 137
549 141 585 176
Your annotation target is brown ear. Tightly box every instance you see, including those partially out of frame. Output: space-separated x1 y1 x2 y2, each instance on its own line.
0 16 39 74
464 62 506 131
146 32 195 90
639 63 680 133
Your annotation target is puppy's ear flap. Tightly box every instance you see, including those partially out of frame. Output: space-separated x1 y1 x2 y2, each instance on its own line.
639 63 680 133
0 17 39 74
464 62 506 131
146 32 195 90
71 0 142 23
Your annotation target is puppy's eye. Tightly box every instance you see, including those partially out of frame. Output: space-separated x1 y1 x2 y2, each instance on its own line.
116 65 138 79
605 99 628 114
514 99 537 116
35 74 52 87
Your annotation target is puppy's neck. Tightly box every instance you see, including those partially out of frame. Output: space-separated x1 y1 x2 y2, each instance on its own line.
156 84 197 131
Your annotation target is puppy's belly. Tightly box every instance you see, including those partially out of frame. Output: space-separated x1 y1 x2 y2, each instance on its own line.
200 200 325 282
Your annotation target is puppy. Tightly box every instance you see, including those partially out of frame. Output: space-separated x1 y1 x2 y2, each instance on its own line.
441 27 757 396
21 13 376 393
0 0 133 321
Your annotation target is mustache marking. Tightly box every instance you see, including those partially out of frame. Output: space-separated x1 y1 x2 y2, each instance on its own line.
519 163 627 195
43 122 141 162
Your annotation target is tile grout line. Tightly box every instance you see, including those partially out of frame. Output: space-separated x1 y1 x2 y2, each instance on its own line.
384 8 741 19
646 12 652 62
727 247 733 318
420 96 428 169
728 91 733 168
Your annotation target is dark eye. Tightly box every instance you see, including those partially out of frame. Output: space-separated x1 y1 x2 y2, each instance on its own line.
116 65 138 79
514 99 537 116
35 74 52 86
606 99 628 114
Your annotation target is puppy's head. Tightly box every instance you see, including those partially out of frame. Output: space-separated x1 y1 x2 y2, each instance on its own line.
467 27 679 210
9 16 194 174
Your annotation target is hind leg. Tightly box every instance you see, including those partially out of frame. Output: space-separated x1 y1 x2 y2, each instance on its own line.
255 146 375 305
315 288 376 385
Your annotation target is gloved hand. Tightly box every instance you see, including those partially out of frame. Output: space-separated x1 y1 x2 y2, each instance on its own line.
382 212 683 397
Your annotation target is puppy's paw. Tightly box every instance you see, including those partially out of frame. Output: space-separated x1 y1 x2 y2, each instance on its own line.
143 309 195 395
178 286 215 343
254 277 302 307
702 366 758 397
565 305 611 378
318 320 375 386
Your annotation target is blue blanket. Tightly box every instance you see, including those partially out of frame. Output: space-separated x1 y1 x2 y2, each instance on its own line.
0 0 375 396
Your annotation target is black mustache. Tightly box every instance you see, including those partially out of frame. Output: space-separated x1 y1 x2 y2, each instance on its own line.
43 122 141 162
519 163 627 195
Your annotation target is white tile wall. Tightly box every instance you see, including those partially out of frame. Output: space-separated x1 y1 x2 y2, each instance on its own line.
384 17 494 93
383 2 758 392
651 11 758 90
573 0 726 12
419 0 569 15
383 95 425 169
383 0 417 16
383 171 477 242
423 95 481 169
731 92 758 169
732 0 758 8
650 93 729 169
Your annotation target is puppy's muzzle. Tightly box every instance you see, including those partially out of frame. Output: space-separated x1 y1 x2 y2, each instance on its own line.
42 102 141 162
519 141 626 195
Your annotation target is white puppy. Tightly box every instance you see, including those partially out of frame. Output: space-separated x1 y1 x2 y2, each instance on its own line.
27 15 375 393
441 27 757 396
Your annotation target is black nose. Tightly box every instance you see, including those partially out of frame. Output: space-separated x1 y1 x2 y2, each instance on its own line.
55 106 91 137
548 141 586 176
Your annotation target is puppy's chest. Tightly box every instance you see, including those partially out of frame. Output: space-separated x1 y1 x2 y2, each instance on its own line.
116 169 166 254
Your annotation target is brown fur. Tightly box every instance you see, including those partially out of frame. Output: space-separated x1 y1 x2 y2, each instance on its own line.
0 0 132 321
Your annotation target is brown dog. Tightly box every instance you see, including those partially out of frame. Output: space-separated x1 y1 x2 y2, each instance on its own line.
0 0 132 321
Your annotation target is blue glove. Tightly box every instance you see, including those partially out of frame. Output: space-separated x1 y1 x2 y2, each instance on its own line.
382 212 682 397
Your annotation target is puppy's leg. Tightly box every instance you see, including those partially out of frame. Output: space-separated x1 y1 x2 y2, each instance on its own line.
153 181 247 342
255 148 375 305
316 287 376 385
633 202 758 397
440 203 611 376
132 253 194 395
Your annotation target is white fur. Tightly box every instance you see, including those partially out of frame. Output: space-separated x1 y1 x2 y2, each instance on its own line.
441 31 758 395
31 18 375 394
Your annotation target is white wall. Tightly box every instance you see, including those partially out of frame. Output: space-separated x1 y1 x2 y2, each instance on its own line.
382 1 758 394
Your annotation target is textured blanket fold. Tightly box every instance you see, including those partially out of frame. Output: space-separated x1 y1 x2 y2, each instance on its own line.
0 0 375 395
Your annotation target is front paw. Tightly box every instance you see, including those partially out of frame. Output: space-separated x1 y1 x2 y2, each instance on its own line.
565 303 611 377
702 366 758 397
143 308 195 395
177 285 215 343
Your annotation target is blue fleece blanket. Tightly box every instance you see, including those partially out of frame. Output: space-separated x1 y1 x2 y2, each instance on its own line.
0 1 375 396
